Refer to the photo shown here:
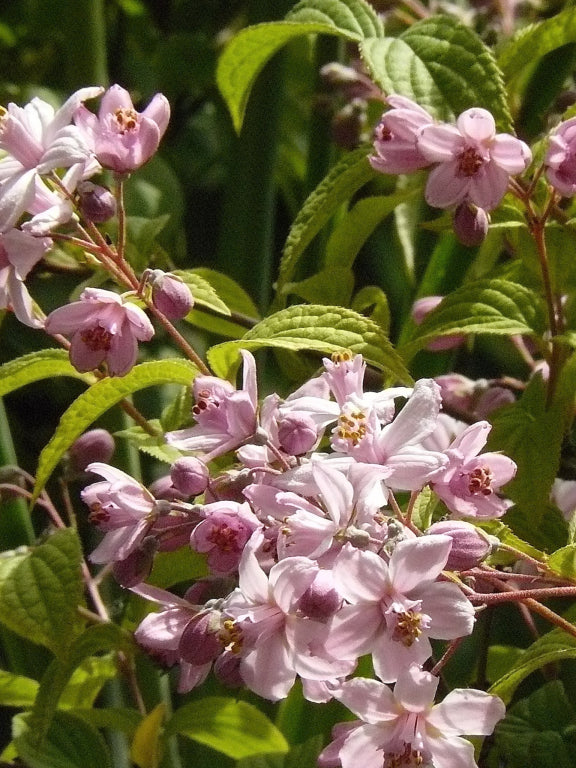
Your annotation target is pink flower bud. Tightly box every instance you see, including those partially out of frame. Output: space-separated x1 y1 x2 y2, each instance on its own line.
214 650 243 688
426 520 493 570
277 413 318 456
453 202 489 247
77 181 116 223
148 270 194 320
298 570 342 622
112 536 158 587
170 457 209 497
149 474 189 502
69 428 115 472
474 386 515 418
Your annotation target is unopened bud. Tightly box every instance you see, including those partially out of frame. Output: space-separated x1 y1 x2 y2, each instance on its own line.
453 202 489 247
148 270 194 320
278 413 318 456
69 428 115 472
170 457 209 497
214 650 243 688
149 474 189 502
426 520 492 571
474 386 515 418
298 570 342 622
112 536 158 587
77 181 116 223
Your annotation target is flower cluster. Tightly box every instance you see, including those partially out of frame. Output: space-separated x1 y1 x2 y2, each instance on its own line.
81 350 511 766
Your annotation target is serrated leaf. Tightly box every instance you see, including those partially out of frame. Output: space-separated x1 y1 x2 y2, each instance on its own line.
32 359 199 504
115 423 182 464
147 546 209 589
173 270 231 317
0 529 83 655
278 146 376 297
0 670 38 708
59 655 117 709
13 710 112 768
401 279 546 359
286 0 383 37
0 350 94 398
489 628 576 704
207 304 412 384
498 8 576 84
351 286 391 334
410 487 437 531
131 703 165 768
165 697 289 759
283 267 355 305
547 545 576 580
360 15 512 130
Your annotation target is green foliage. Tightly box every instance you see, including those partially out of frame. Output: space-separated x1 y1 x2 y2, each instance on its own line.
165 697 289 759
0 350 94 397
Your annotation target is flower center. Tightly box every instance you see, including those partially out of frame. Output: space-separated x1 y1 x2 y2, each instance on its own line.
376 124 393 142
219 619 243 653
383 744 425 768
88 501 111 525
331 349 354 363
114 107 139 134
467 466 493 496
336 409 367 446
80 325 112 352
391 609 424 647
207 523 239 552
458 146 484 177
192 388 219 417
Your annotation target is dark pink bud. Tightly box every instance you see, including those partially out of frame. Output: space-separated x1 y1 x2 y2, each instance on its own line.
149 270 193 320
112 536 158 587
278 413 318 456
298 570 342 622
77 181 116 223
474 386 515 418
214 650 243 688
149 474 188 502
179 611 222 665
69 428 115 472
453 202 489 247
426 520 493 571
170 457 209 497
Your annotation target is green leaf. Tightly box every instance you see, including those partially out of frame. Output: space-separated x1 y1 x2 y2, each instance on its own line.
547 545 576 580
324 189 423 272
32 359 199 504
207 304 412 384
498 8 576 85
283 267 355 306
0 350 94 398
489 628 576 704
410 487 437 531
0 669 38 708
173 269 231 317
0 529 83 655
13 710 113 768
278 146 376 297
494 681 576 768
165 697 289 760
217 1 383 131
351 285 391 334
131 702 165 768
114 423 182 464
71 707 142 736
147 546 209 589
360 15 512 130
401 279 546 359
59 655 118 709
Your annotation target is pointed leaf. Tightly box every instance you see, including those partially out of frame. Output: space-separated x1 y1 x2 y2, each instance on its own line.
131 703 166 768
32 359 199 504
165 697 289 759
207 304 412 384
0 529 83 655
286 0 383 37
0 350 94 397
360 15 512 130
173 269 231 316
0 670 38 708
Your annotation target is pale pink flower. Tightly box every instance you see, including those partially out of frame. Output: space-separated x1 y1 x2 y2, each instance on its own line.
545 117 576 197
327 537 475 682
320 663 505 768
74 84 170 174
370 95 434 175
0 228 50 327
44 287 154 376
166 350 258 461
431 421 517 518
0 87 102 230
418 107 531 210
550 478 576 522
191 500 261 574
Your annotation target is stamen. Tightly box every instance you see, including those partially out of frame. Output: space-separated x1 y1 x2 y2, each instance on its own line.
458 146 484 177
80 326 112 352
114 107 139 133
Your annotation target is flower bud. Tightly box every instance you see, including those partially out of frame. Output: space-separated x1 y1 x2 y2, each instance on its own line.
179 611 222 665
426 520 492 570
278 413 318 456
214 650 243 688
69 428 115 472
453 202 489 247
149 474 189 502
170 457 209 497
77 181 116 223
148 270 193 320
298 570 342 622
112 536 158 587
474 386 515 418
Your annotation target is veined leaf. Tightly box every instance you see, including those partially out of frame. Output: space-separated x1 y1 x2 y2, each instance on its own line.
0 529 84 656
32 359 199 504
131 703 166 768
173 269 231 316
0 349 94 397
278 146 376 297
401 279 546 359
0 670 39 708
165 697 289 759
361 15 512 130
217 0 383 131
207 304 412 384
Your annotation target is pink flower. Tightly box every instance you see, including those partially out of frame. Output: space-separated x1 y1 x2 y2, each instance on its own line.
431 421 517 518
327 537 475 682
320 663 505 768
191 500 261 574
0 228 51 327
418 107 531 210
370 96 434 175
44 287 154 376
0 87 102 230
74 84 170 174
545 117 576 196
166 350 258 461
